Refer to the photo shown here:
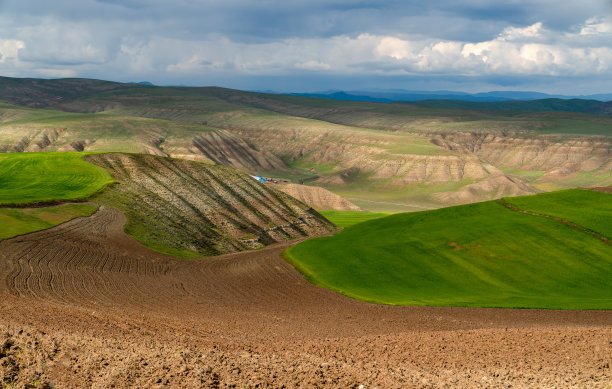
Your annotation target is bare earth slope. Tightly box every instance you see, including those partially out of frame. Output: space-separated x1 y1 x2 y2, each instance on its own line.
433 132 612 189
0 207 610 388
86 153 335 257
191 129 287 173
278 183 361 211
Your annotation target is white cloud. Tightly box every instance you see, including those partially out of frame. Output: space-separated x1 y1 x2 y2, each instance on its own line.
294 61 331 71
0 39 24 62
580 17 612 35
500 22 543 40
369 20 612 76
375 37 419 60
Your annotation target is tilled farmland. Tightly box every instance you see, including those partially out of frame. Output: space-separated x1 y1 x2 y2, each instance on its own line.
0 207 610 388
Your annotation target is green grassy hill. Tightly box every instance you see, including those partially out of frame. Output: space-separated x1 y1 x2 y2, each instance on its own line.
285 190 612 309
0 152 109 239
319 211 389 228
505 189 612 239
0 152 112 205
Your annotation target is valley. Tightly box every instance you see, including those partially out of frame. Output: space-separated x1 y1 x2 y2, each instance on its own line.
0 77 610 388
0 79 610 211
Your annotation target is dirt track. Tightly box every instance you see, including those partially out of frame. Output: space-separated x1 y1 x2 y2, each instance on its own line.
1 207 611 388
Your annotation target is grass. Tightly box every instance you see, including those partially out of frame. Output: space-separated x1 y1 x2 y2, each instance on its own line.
0 152 113 205
498 167 547 182
0 203 98 239
504 189 612 239
285 195 612 309
319 210 389 228
327 179 472 212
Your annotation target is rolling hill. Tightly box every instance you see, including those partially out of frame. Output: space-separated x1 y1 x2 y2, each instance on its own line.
0 151 335 257
0 77 610 212
285 189 612 309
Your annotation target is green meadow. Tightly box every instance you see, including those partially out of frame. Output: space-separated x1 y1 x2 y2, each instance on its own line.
319 210 389 228
0 152 112 205
0 203 98 239
285 194 612 309
505 189 612 239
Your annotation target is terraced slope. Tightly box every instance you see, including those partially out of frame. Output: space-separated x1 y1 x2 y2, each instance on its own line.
87 153 336 257
285 192 612 309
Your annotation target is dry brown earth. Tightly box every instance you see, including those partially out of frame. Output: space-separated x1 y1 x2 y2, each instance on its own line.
0 207 610 388
593 186 612 193
191 129 287 173
278 183 361 211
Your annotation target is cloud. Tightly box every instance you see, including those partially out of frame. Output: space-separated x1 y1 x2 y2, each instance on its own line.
580 17 612 34
0 39 24 62
375 37 420 60
500 22 543 40
372 22 612 76
294 61 331 71
0 0 610 93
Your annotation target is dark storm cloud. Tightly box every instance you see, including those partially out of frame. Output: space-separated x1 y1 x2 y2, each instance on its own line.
5 0 606 41
0 0 611 93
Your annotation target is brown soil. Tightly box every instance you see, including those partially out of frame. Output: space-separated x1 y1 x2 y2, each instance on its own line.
1 207 611 388
278 183 361 211
592 186 612 194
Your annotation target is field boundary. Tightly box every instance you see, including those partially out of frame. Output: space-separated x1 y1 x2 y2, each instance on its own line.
497 198 612 246
0 202 100 241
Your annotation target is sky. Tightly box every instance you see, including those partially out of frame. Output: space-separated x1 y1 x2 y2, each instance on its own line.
0 0 611 94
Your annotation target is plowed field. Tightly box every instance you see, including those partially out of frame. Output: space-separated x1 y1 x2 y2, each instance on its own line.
1 208 611 388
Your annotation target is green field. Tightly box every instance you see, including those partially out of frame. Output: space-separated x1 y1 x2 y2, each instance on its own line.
285 195 612 309
0 203 98 239
505 189 612 239
319 210 389 228
0 152 113 205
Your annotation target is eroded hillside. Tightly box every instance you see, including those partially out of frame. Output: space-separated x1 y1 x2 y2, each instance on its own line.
0 78 610 211
278 184 361 211
87 153 336 257
433 132 612 190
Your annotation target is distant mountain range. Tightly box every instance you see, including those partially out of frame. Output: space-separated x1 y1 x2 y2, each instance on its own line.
287 90 612 103
282 90 612 115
